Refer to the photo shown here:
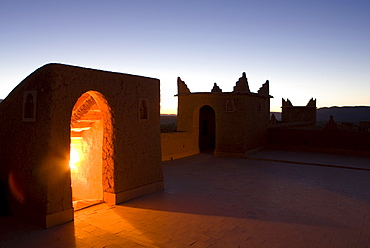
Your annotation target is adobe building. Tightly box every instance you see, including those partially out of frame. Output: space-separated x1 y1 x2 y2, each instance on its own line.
161 72 272 159
0 63 164 228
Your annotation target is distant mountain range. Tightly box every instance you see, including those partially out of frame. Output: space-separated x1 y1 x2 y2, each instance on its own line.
272 106 370 123
316 106 370 123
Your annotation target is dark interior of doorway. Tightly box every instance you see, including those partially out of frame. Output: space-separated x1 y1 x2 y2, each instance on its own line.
199 105 216 151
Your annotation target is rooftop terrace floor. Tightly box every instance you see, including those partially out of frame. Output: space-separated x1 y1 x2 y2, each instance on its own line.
1 150 370 247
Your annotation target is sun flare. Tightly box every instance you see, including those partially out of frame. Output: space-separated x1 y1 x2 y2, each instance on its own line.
69 140 82 172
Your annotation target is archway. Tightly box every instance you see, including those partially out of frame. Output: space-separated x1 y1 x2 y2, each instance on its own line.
69 91 111 210
198 105 216 151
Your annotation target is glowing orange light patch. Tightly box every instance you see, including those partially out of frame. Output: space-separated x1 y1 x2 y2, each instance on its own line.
69 138 83 172
8 171 25 204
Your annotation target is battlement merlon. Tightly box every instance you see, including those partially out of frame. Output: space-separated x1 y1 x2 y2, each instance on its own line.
306 98 316 108
177 77 191 95
258 80 269 96
211 83 222 93
282 98 293 107
233 72 250 93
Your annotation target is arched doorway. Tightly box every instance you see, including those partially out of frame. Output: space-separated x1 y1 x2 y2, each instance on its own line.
69 91 111 210
198 105 216 151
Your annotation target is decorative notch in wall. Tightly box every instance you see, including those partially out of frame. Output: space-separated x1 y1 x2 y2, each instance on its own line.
139 98 149 120
225 100 236 112
22 90 37 122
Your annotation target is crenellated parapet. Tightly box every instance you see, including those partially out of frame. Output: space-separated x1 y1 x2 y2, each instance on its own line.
177 72 270 97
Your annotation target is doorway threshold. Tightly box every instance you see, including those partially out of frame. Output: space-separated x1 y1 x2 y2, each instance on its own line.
73 199 104 211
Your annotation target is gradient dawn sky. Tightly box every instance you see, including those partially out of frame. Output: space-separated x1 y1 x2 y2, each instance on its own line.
1 0 369 113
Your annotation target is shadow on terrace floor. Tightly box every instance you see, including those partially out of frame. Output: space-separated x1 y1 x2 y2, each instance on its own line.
118 152 370 228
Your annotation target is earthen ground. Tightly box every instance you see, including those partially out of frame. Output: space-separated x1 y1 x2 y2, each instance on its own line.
1 150 370 247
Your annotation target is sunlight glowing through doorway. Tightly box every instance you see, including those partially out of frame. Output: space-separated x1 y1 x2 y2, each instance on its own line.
70 92 104 210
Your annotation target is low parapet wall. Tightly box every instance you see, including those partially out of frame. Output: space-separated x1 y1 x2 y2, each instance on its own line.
161 132 199 161
268 128 370 157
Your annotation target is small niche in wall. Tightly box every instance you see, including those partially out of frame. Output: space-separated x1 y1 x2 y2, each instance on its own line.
139 98 149 120
22 90 37 122
226 100 236 112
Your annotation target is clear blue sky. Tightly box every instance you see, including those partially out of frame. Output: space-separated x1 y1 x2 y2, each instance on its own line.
1 0 369 113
